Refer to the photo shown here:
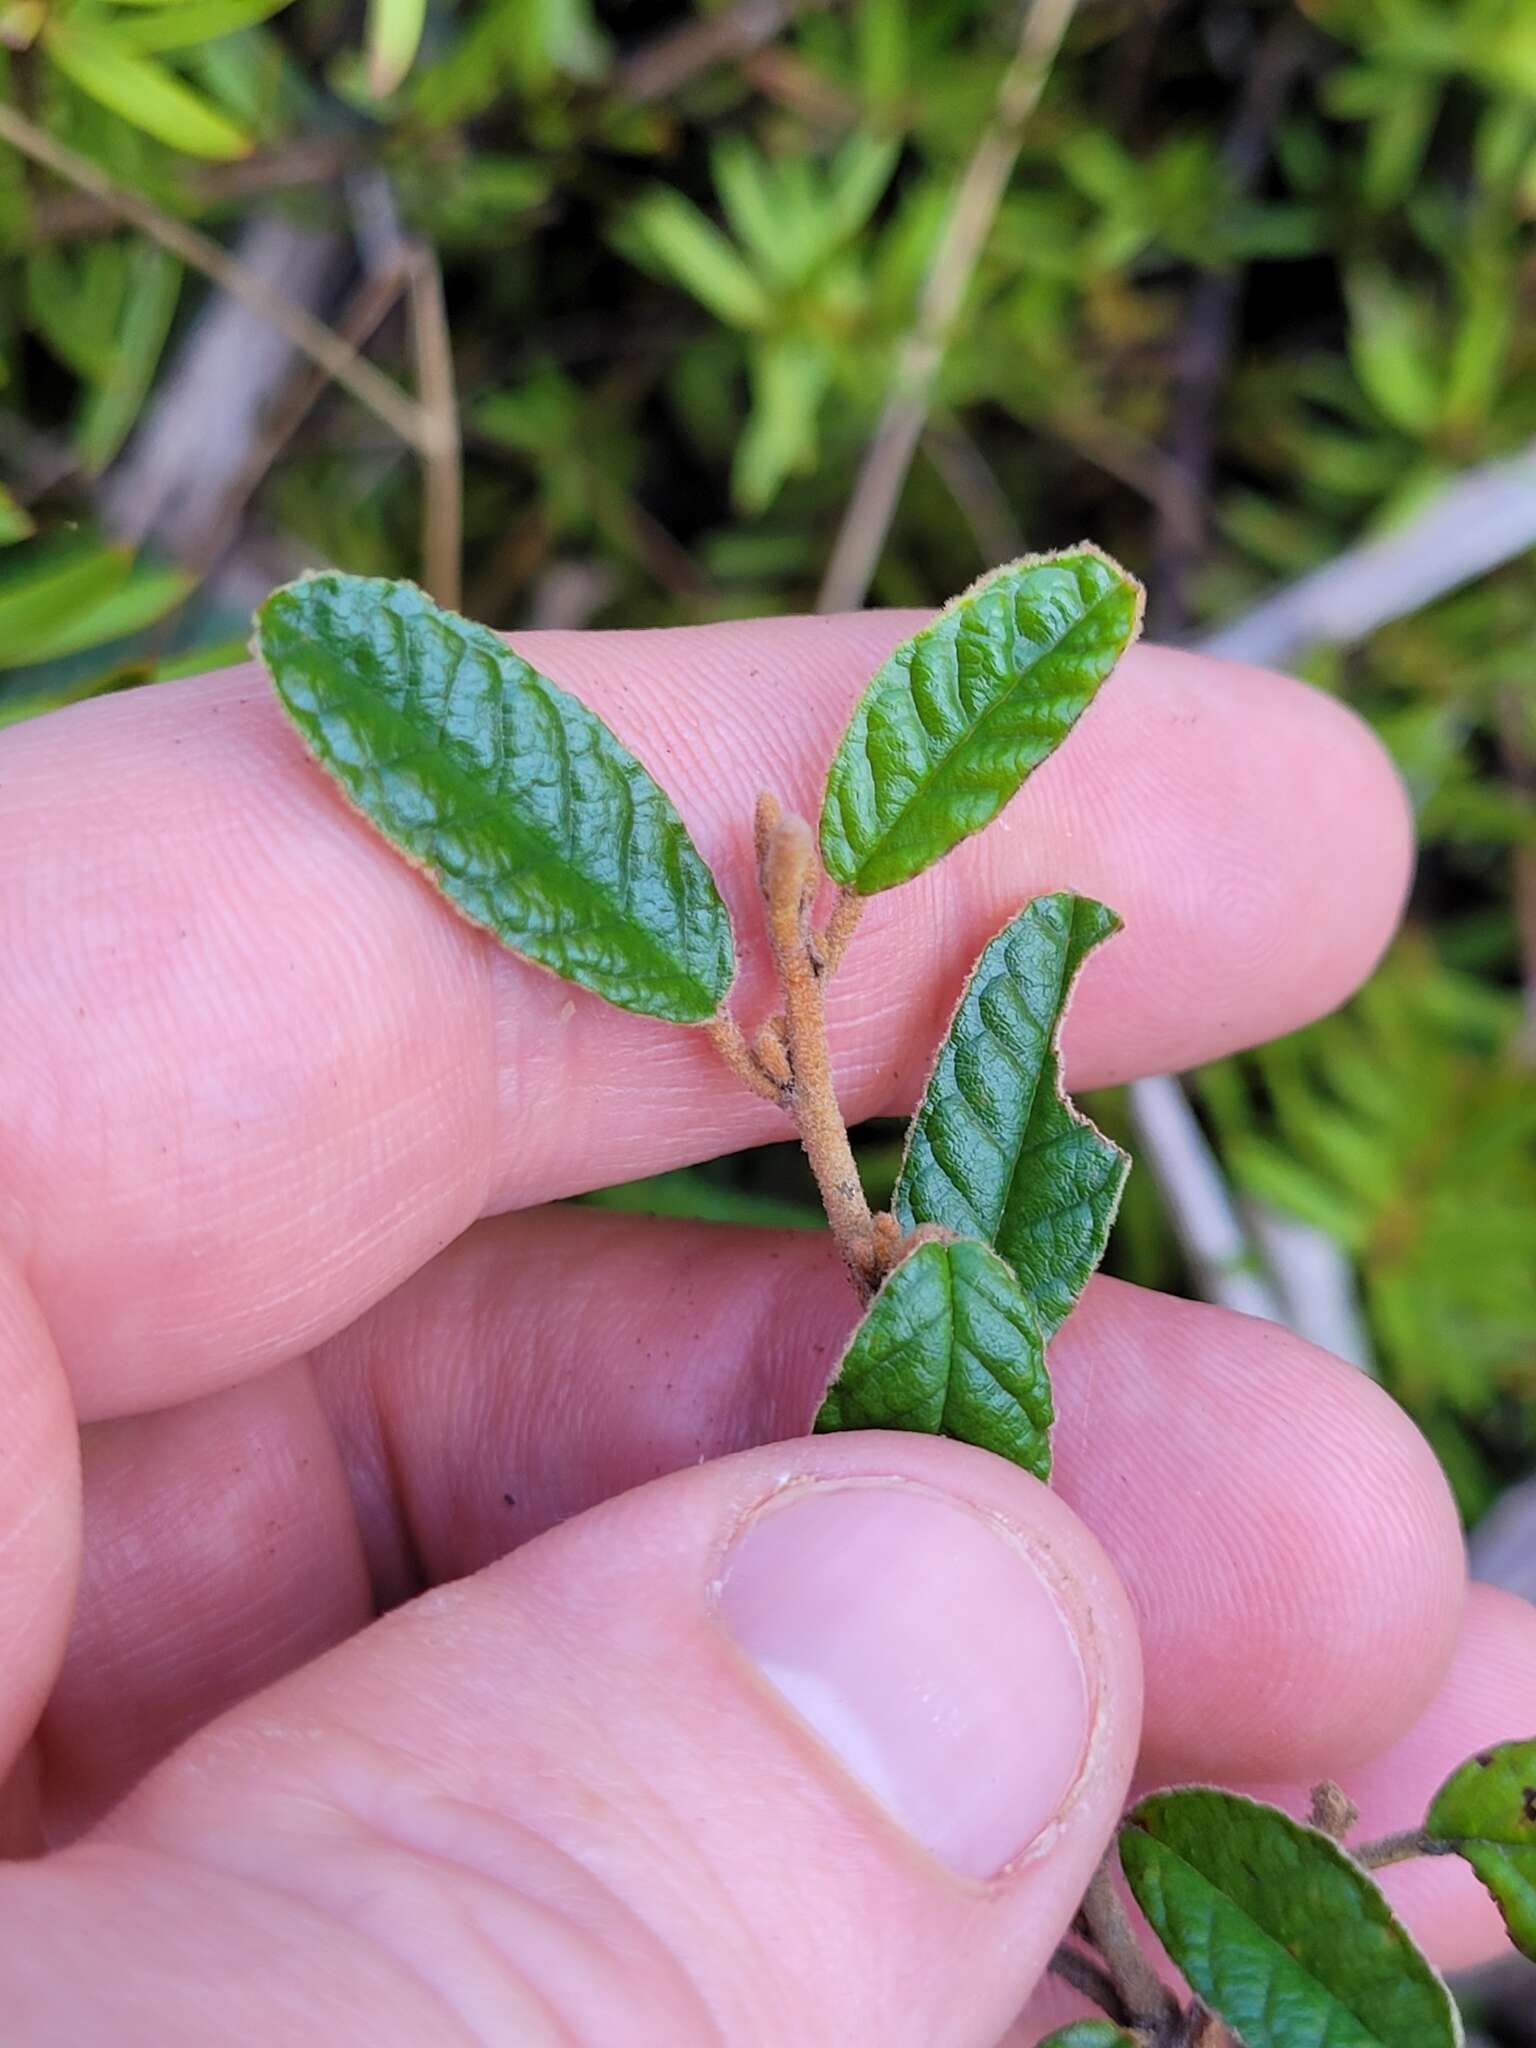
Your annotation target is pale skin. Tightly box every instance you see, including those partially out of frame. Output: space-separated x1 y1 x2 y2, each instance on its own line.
0 610 1532 2044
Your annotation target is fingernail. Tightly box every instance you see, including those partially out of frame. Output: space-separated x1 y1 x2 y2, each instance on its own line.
718 1479 1092 1879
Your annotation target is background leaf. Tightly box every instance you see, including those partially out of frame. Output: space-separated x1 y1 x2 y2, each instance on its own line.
256 573 735 1024
895 892 1127 1338
0 485 34 547
1121 1789 1462 2048
814 1237 1053 1478
818 550 1143 894
1426 1737 1536 1960
1036 2028 1139 2047
41 26 252 158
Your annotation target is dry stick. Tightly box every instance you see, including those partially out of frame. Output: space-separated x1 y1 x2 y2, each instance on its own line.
815 0 1080 613
24 136 368 246
1080 1856 1180 2032
615 0 837 103
760 806 880 1290
406 248 464 609
0 100 432 457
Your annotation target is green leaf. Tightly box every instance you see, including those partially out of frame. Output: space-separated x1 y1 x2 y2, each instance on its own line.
813 1238 1053 1479
0 543 130 668
818 550 1143 895
109 0 294 54
1036 2028 1139 2048
0 484 33 547
1121 1790 1462 2048
365 0 426 95
1425 1738 1536 1960
43 25 251 159
894 894 1127 1338
616 190 770 330
255 573 735 1024
76 245 182 475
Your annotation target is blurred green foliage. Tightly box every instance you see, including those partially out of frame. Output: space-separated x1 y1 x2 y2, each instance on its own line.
0 0 1532 1512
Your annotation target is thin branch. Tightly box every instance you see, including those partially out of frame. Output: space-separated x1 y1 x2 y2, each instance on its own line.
1354 1828 1439 1871
922 415 1025 567
705 1012 785 1104
406 246 463 608
23 136 368 246
816 0 1079 612
1079 1855 1180 2031
615 0 837 103
758 801 879 1290
0 99 432 456
1047 1941 1131 2024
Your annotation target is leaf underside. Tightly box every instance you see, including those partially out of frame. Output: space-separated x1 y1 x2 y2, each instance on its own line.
818 548 1143 896
813 1238 1053 1478
256 573 734 1024
1426 1737 1536 1961
1121 1790 1461 2048
894 892 1127 1338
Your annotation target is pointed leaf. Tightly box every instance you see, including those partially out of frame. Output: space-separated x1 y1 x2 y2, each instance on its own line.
819 548 1143 895
365 0 426 95
894 894 1127 1337
255 573 735 1024
1121 1790 1462 2048
813 1238 1052 1478
1037 2028 1139 2048
43 26 251 159
0 485 34 547
1425 1737 1536 1960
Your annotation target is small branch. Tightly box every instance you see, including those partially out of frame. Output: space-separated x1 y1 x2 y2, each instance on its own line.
615 0 836 103
921 415 1025 567
705 1013 785 1104
1080 1855 1180 2031
815 887 864 977
1047 1941 1131 2024
760 805 879 1290
406 246 463 608
0 100 432 456
1354 1829 1439 1872
22 136 368 245
816 0 1080 612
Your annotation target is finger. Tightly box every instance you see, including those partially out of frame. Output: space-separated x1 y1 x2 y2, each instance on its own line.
2 1436 1141 2048
1242 1582 1536 1973
0 1252 78 1841
34 1209 1460 1830
0 620 1411 1416
1013 1582 1536 2042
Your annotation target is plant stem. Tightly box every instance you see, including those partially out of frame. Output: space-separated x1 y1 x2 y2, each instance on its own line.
1080 1855 1179 2031
1354 1829 1438 1871
815 887 864 976
1046 1941 1130 2024
704 1012 784 1104
759 805 879 1291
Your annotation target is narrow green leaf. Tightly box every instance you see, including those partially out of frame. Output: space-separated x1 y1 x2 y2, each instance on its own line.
894 893 1127 1338
76 245 182 475
110 0 294 54
1036 2027 1138 2048
0 544 131 668
43 25 251 159
255 573 735 1024
813 1238 1053 1479
1121 1790 1462 2048
0 484 34 547
819 550 1143 895
365 0 426 95
1425 1738 1536 1960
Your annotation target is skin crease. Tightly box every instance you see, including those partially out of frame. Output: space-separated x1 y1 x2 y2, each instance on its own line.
0 612 1531 2044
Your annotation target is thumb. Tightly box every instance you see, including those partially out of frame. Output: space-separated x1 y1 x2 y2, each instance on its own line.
2 1433 1141 2047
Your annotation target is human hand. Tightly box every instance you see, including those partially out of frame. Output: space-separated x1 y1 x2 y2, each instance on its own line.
0 612 1529 2044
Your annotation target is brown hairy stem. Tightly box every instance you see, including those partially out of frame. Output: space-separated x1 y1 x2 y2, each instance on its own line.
815 886 865 977
705 1013 785 1104
1080 1855 1180 2032
759 806 879 1292
1046 1942 1130 2024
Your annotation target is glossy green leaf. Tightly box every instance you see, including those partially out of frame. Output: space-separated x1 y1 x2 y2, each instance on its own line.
1036 2028 1138 2048
256 573 735 1024
1426 1738 1536 1960
894 893 1127 1338
1121 1790 1461 2048
43 26 250 159
814 1238 1052 1478
819 549 1143 895
0 485 33 547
